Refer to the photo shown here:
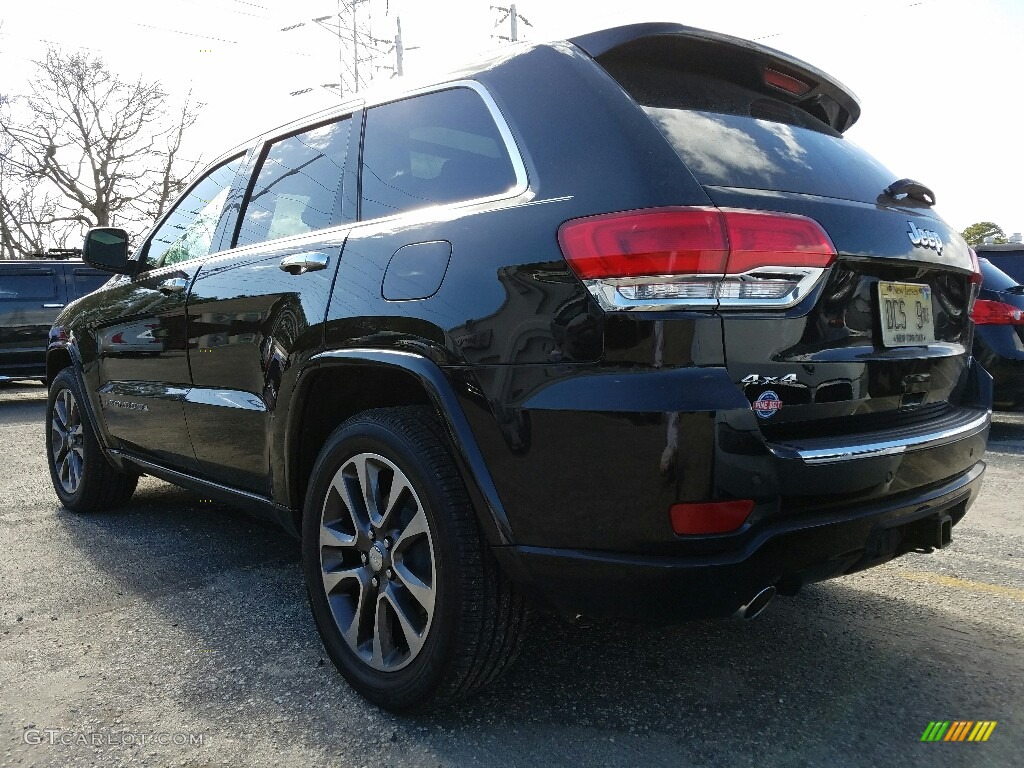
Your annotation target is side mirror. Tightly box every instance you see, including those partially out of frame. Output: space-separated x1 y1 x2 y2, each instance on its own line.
83 227 134 274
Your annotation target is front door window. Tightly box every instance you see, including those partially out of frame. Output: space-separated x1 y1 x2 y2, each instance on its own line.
143 156 244 270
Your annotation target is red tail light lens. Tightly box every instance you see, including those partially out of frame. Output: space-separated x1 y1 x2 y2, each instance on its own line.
722 210 836 273
670 499 754 535
556 208 727 279
971 299 1024 325
558 206 836 311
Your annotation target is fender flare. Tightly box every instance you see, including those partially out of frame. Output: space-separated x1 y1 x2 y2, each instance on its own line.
294 349 514 546
45 337 129 472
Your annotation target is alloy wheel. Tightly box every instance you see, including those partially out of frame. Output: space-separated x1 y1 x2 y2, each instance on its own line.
50 388 85 495
318 452 437 672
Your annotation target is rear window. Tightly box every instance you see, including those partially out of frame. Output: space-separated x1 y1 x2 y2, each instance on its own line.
603 61 896 203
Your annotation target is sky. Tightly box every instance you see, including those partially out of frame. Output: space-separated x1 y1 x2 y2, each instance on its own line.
1 0 1022 234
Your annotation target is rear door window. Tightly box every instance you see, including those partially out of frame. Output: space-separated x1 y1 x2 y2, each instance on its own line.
359 87 519 220
603 61 896 203
235 116 352 248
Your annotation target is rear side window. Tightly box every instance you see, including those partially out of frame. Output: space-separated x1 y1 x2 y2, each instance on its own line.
360 87 518 220
236 116 352 248
603 61 896 204
0 269 57 300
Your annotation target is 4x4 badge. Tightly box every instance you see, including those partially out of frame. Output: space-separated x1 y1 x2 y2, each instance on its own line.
907 222 943 255
741 373 798 386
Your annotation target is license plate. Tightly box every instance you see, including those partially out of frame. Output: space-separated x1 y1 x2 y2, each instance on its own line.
877 281 935 347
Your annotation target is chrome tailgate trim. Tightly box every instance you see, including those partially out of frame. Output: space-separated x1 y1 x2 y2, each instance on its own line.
766 408 991 465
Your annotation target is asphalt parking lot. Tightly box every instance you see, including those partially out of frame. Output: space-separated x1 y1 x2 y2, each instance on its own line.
1 380 1021 768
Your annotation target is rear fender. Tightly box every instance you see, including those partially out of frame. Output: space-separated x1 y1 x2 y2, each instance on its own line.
292 349 514 546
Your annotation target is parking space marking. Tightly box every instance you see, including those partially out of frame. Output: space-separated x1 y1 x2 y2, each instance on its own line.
901 571 1024 602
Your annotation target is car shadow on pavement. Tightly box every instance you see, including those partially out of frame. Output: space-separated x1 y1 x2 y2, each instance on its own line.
39 480 1018 768
989 412 1024 452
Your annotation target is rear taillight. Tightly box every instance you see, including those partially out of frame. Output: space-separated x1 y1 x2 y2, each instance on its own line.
971 299 1024 325
558 207 836 311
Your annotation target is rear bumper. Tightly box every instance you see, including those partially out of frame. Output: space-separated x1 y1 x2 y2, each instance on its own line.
494 460 985 621
457 359 992 551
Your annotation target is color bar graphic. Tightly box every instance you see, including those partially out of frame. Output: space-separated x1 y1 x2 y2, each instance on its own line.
921 721 996 742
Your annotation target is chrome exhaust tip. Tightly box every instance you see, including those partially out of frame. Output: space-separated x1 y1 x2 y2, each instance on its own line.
733 585 776 621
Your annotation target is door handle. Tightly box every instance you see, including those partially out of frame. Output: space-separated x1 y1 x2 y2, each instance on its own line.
158 277 188 294
280 253 329 275
42 303 65 309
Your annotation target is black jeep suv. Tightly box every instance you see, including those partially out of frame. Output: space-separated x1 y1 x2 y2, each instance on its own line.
46 23 991 711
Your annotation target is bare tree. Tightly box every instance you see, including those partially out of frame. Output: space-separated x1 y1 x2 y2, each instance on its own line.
0 46 201 258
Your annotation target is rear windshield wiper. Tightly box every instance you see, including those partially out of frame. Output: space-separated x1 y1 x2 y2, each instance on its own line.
884 178 936 206
1003 285 1024 295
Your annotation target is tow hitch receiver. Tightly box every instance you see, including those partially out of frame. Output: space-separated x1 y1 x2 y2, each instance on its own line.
937 514 953 549
903 513 954 553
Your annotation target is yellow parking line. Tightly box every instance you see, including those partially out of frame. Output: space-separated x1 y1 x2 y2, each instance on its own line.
901 571 1024 602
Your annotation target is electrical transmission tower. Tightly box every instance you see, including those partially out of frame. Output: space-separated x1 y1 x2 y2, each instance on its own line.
282 0 387 98
491 4 532 42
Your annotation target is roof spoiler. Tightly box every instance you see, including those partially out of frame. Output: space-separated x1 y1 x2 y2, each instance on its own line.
570 22 861 134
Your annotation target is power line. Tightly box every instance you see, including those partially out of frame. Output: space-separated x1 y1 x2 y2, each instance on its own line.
134 23 239 44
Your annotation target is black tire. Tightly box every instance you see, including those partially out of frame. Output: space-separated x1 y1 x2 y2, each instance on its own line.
46 367 138 513
302 405 529 712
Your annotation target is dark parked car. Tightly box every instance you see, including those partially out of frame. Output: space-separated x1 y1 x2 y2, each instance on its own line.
45 23 991 711
976 242 1024 285
0 259 109 381
972 257 1024 409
